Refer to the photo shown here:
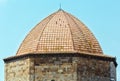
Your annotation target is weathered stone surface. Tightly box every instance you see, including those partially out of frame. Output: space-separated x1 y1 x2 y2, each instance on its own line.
5 58 30 81
32 57 77 81
77 57 110 81
5 55 115 81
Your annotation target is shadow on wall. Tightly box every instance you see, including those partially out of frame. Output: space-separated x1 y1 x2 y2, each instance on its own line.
51 80 55 81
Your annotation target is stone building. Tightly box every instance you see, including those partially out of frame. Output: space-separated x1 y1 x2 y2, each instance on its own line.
4 9 117 81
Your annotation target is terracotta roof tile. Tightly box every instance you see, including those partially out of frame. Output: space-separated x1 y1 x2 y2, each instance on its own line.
16 10 103 55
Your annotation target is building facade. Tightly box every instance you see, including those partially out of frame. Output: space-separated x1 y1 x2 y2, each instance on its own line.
4 10 117 81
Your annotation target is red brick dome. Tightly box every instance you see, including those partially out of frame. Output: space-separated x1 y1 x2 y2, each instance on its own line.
16 10 103 55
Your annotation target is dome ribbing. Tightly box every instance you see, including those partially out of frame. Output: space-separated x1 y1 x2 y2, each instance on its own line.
16 10 103 55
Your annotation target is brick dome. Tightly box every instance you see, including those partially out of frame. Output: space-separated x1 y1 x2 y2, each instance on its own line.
16 9 103 55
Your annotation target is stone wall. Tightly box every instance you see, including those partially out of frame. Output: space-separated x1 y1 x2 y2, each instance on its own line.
29 56 111 81
5 58 30 81
5 55 112 81
110 62 116 81
30 57 77 81
76 57 110 81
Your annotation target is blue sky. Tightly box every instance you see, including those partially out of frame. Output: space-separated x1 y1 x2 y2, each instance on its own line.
0 0 120 81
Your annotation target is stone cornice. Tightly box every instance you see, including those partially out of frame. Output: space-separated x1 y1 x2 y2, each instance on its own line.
3 53 117 67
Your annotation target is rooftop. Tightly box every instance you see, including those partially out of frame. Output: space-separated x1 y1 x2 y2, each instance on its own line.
16 10 103 55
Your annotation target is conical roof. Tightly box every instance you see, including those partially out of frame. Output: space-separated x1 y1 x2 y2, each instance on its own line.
16 9 103 55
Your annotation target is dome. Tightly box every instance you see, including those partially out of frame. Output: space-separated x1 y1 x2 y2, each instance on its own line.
16 9 103 55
